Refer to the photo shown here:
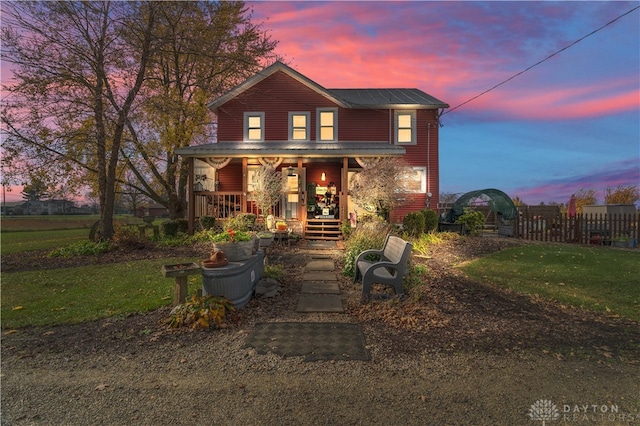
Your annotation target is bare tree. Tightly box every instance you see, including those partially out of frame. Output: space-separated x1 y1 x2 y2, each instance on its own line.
349 157 411 219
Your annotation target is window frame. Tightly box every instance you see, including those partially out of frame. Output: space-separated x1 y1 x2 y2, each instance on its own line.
395 110 416 145
244 112 265 142
316 108 338 142
288 112 310 141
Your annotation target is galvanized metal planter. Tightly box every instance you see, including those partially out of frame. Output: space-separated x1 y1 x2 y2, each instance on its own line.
201 251 264 308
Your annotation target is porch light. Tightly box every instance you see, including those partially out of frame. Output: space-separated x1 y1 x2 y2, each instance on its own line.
286 167 296 177
321 172 326 181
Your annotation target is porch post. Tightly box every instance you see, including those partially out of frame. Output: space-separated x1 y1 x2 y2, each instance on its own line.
188 157 195 234
242 157 248 213
297 157 303 221
342 157 349 222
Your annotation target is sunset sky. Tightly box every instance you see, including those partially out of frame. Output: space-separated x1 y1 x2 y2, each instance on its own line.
248 0 640 205
2 1 638 206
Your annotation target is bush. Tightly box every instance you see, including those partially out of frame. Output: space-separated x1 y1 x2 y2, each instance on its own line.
166 292 236 330
225 213 256 231
456 208 485 235
176 219 189 234
421 209 438 233
403 211 425 237
199 215 216 230
342 220 394 277
162 220 181 237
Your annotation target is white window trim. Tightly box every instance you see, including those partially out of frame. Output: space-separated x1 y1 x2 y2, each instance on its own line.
316 108 338 142
288 112 310 141
244 112 265 142
403 166 427 193
395 110 416 145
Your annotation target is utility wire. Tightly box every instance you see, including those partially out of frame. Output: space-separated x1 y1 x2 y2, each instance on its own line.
441 5 640 116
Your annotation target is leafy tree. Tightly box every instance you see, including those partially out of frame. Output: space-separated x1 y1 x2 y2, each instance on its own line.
2 1 160 239
120 1 278 219
349 157 410 219
21 177 49 201
604 185 639 205
573 188 598 213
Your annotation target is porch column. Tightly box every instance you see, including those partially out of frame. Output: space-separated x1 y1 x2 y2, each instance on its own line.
342 157 349 222
188 157 195 234
297 157 303 221
242 157 248 213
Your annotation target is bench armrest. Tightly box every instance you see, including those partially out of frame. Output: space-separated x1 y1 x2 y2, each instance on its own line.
355 249 384 264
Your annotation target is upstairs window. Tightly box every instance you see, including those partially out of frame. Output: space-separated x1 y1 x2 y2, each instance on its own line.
244 112 264 142
289 112 310 141
395 111 416 144
317 108 337 142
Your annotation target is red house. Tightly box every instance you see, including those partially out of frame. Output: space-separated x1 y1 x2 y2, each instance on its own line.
177 61 448 238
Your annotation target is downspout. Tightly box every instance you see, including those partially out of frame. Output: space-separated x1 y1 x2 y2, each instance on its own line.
188 157 195 234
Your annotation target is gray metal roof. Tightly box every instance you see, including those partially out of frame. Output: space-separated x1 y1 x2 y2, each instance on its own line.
175 141 406 158
207 61 448 112
329 88 448 109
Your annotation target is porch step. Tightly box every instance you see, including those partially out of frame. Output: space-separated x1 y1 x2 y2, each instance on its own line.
305 218 341 241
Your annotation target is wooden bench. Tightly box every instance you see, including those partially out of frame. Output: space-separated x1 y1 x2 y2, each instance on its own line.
353 234 413 302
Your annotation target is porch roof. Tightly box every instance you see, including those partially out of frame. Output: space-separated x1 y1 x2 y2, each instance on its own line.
175 141 406 158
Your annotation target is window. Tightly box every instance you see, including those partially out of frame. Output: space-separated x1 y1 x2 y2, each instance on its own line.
244 112 264 142
317 108 337 142
395 111 416 144
289 112 310 141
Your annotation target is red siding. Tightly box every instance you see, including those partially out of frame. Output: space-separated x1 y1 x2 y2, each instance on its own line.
216 162 243 192
213 69 442 223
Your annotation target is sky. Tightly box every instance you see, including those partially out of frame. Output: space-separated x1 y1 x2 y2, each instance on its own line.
2 1 638 206
247 0 640 206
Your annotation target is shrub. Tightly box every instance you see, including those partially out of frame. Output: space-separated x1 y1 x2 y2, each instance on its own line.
226 213 256 231
421 209 438 233
166 292 236 330
263 264 285 280
199 215 216 230
49 240 111 257
342 220 394 277
456 207 485 235
176 219 189 234
162 220 181 237
403 211 425 237
340 219 353 239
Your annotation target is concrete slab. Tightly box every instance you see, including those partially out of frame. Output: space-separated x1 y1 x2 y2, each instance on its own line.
303 271 338 281
300 281 340 294
305 259 335 271
296 294 344 312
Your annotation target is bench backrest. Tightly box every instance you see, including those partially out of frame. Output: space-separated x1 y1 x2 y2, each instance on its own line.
382 236 412 270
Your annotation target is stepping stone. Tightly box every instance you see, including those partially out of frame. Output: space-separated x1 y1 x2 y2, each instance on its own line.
296 294 344 312
301 281 340 294
305 259 335 271
303 271 338 281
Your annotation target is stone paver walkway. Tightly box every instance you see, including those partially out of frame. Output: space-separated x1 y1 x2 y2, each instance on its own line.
295 241 344 313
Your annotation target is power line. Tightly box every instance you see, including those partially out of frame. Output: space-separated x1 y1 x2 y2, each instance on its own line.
441 5 640 116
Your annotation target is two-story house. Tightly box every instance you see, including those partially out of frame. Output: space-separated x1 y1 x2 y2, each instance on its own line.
176 61 448 238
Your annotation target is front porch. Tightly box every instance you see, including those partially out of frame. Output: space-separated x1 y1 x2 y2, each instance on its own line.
177 141 408 239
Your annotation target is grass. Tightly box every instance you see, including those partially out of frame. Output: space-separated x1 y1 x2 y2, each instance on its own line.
0 215 148 254
460 244 640 322
1 257 202 329
1 229 90 254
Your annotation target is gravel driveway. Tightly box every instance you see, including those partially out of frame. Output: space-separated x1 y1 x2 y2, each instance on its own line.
2 238 639 425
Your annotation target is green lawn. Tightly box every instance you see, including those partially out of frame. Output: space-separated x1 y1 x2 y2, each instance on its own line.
1 257 202 329
1 229 90 254
460 244 640 322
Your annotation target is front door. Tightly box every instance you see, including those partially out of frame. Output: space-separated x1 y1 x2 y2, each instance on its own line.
282 168 305 220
